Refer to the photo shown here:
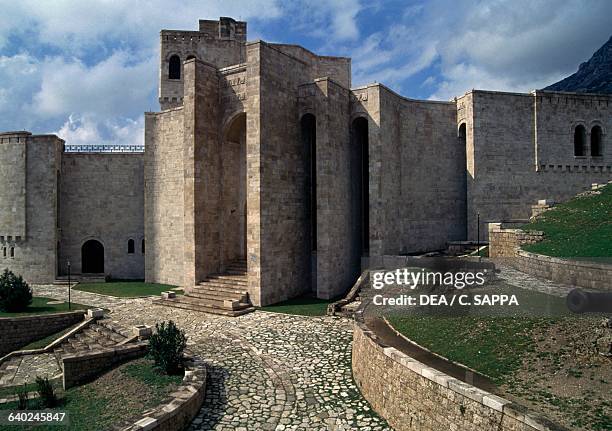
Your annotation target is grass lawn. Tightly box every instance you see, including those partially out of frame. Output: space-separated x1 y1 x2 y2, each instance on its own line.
74 281 181 298
0 297 88 317
521 183 612 258
0 358 182 431
387 314 545 384
258 294 334 316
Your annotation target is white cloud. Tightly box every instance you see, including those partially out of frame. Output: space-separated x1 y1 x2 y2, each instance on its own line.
346 0 612 99
0 0 283 51
279 0 364 42
32 51 156 119
56 115 144 146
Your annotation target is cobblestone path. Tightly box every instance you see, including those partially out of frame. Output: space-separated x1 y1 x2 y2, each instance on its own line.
30 285 390 430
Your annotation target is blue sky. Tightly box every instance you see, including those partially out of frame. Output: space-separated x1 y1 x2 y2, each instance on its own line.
0 0 610 146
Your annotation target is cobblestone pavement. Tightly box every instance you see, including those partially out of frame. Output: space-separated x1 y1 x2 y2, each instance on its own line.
28 285 390 430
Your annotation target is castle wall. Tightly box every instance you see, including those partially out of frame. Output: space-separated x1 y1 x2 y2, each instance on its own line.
465 91 612 240
270 44 351 89
182 59 221 288
0 133 61 283
298 78 354 300
376 87 465 254
59 153 144 279
144 107 185 286
252 42 317 305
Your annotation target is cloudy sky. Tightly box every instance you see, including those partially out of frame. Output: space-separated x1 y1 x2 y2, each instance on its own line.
0 0 610 146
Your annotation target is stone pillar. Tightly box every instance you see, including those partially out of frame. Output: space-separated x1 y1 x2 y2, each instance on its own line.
183 59 220 288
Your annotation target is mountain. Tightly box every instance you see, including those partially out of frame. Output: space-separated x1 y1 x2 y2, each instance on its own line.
543 36 612 94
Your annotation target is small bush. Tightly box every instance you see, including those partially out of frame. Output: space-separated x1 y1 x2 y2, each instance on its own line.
35 376 57 408
147 320 187 375
0 269 32 312
16 384 29 410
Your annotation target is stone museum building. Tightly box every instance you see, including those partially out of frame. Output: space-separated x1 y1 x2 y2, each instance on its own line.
1 17 611 309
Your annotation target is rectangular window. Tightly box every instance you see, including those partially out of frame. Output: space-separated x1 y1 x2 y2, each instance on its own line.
2 247 5 258
10 247 14 258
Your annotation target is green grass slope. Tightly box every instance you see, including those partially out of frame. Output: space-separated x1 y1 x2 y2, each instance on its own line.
521 183 612 258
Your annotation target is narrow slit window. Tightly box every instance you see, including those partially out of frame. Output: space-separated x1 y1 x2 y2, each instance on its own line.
128 239 135 254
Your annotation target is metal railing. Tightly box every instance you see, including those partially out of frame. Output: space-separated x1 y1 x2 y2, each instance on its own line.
64 144 145 153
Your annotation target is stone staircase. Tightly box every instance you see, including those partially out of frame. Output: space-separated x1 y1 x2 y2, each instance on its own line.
52 322 128 364
155 260 255 317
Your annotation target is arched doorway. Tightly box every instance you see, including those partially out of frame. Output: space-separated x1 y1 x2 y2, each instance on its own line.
82 240 104 274
221 113 247 265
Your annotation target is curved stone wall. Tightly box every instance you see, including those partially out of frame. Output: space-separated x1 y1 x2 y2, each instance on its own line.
352 316 565 431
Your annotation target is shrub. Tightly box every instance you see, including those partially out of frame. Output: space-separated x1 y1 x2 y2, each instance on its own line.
0 269 32 312
147 320 187 375
35 377 57 408
16 384 29 410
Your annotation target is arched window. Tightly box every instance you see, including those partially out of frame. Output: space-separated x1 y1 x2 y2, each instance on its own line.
141 239 145 255
2 247 6 258
168 55 181 80
591 125 603 157
9 247 14 258
574 125 586 156
127 239 135 254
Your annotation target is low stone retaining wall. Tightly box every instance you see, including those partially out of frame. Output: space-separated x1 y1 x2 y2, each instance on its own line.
62 343 148 389
489 223 611 290
514 250 612 291
122 356 207 431
352 314 565 431
0 311 85 357
488 223 544 258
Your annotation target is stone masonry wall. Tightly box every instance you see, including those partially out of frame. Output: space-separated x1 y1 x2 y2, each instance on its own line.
62 343 147 389
144 107 185 286
352 320 560 431
0 133 26 238
255 42 317 305
463 91 612 242
379 86 465 254
0 311 85 357
0 134 62 283
488 223 544 258
60 153 144 279
159 18 246 109
183 59 221 288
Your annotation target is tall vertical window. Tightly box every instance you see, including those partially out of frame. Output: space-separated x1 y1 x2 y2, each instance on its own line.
2 247 6 258
591 125 603 157
574 125 586 156
10 247 14 258
141 239 145 255
168 55 181 79
127 239 135 254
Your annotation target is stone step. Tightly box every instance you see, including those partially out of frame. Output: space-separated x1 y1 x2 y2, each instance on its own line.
182 294 250 310
188 289 247 302
205 275 248 285
195 281 248 293
224 270 247 276
154 298 255 317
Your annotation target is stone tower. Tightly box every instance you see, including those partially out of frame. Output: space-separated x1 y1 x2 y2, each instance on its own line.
158 17 247 109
